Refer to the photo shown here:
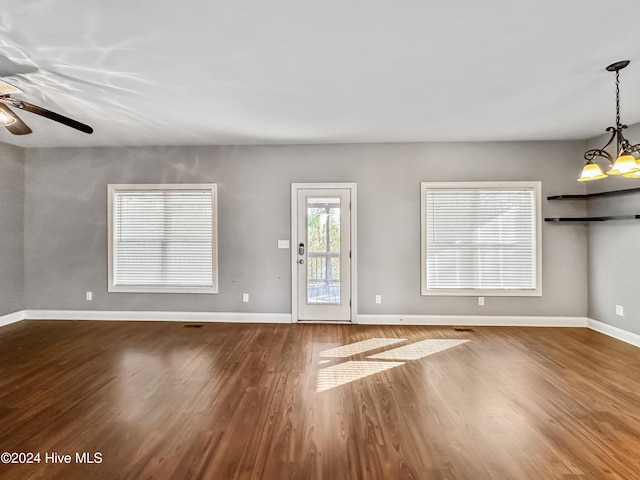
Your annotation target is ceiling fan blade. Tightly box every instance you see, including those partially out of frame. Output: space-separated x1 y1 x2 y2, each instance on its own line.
0 103 32 135
9 99 93 134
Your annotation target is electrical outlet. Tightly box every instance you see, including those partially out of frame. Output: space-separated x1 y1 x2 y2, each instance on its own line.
478 296 485 306
616 305 624 316
86 291 93 301
278 240 290 249
375 295 382 304
243 293 249 303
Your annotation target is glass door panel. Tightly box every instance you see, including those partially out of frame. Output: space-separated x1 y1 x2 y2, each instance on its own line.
306 197 341 304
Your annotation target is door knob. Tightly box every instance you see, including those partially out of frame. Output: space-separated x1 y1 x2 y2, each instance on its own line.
298 259 304 264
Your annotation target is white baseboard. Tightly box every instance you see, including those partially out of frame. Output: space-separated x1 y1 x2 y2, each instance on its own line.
0 310 25 328
23 310 292 324
9 311 588 328
356 314 589 327
588 318 640 348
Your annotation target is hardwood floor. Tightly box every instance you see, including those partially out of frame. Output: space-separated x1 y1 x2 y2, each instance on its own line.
1 321 639 480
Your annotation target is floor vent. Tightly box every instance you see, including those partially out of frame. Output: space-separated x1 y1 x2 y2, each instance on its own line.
183 324 204 328
453 328 474 332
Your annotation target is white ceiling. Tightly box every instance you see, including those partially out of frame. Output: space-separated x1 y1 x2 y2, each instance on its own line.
2 0 640 148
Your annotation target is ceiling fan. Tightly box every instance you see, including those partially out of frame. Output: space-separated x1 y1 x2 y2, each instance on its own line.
0 79 93 135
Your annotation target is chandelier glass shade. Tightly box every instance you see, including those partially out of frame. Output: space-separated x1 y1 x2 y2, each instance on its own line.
578 60 640 181
577 160 608 182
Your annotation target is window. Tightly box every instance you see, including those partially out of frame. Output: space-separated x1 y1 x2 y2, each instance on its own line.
421 181 541 296
108 184 218 293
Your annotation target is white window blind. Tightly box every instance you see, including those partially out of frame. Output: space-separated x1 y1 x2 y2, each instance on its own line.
109 185 217 293
422 182 540 296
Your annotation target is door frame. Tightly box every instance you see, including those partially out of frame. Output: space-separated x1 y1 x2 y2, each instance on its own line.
291 183 357 323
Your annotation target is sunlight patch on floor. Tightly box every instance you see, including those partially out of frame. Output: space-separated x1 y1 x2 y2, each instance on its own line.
319 338 406 358
316 361 404 392
367 339 469 361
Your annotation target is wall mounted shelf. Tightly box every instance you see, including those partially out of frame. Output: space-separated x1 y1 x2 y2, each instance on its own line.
547 187 640 200
545 215 640 222
546 187 640 222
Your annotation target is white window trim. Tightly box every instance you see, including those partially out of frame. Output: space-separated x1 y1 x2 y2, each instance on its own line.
108 184 218 294
420 181 542 297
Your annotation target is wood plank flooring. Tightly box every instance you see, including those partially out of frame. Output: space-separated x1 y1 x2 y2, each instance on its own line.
0 320 639 479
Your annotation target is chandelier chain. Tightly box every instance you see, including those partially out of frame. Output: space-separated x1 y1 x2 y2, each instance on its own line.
615 70 621 128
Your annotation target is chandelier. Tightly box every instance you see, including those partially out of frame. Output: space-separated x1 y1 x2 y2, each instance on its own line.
578 60 640 181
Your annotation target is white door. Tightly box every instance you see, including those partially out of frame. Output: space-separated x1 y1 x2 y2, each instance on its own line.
293 186 353 322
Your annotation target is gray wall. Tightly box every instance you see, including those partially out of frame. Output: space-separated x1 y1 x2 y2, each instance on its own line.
0 143 25 316
585 122 640 334
24 141 588 317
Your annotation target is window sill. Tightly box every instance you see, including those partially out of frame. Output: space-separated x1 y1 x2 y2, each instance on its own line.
422 289 541 297
108 286 218 294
